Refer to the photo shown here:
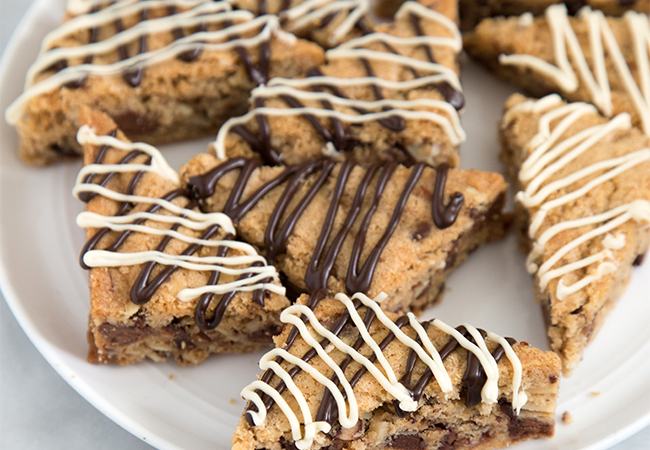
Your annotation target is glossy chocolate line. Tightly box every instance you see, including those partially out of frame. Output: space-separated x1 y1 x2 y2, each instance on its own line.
409 11 435 63
432 163 464 229
347 161 419 294
304 160 376 292
195 241 233 329
461 335 517 408
316 313 409 425
189 157 463 289
264 160 336 264
121 7 150 87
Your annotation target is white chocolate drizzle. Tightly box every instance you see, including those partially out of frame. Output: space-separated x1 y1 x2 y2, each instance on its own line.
281 0 370 47
505 95 650 301
499 5 650 136
5 0 293 125
73 125 285 303
241 292 527 449
66 0 373 48
214 1 465 161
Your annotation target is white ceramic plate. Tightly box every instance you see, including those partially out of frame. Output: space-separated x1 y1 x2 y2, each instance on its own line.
0 1 649 449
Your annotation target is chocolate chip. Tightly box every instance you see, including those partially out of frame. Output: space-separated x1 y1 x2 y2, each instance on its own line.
280 437 300 450
444 239 460 268
113 111 159 135
633 253 646 266
390 434 425 449
50 143 79 158
46 58 68 73
247 325 283 343
178 47 203 62
549 375 558 384
98 322 151 346
412 222 432 241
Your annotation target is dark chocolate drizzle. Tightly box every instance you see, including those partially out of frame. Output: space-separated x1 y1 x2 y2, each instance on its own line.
431 163 464 229
188 156 463 291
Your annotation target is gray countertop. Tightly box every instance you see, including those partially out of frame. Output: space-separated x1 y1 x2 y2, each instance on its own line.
0 1 648 449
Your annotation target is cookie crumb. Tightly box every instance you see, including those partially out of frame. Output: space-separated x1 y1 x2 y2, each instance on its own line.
230 398 236 405
169 375 174 380
590 391 600 396
562 411 573 424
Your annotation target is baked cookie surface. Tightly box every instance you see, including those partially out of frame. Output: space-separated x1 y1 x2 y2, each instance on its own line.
181 151 509 315
500 93 650 375
211 0 466 168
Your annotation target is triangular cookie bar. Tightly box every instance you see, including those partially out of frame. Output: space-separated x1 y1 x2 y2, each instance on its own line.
500 93 650 375
211 0 466 168
458 0 649 31
464 5 650 136
232 291 561 450
76 109 289 365
181 151 508 315
6 0 324 165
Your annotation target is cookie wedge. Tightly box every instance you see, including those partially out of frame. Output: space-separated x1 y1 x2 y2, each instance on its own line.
76 109 289 365
464 5 650 136
500 93 650 375
6 0 324 165
232 291 561 450
210 0 466 168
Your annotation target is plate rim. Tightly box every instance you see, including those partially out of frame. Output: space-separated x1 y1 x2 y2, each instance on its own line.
0 1 648 449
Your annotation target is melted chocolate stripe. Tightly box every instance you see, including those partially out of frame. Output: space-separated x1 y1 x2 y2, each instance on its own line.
304 160 376 292
264 159 334 264
195 242 233 330
347 162 424 293
432 163 464 229
190 156 463 296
